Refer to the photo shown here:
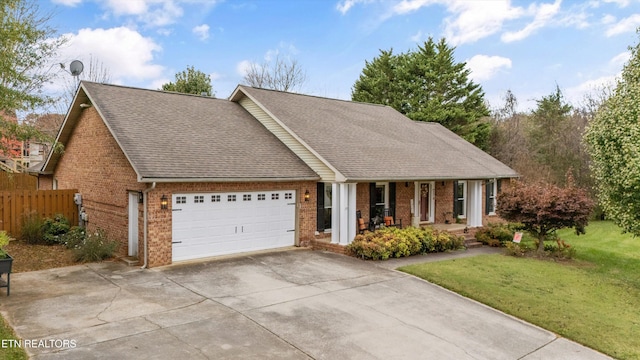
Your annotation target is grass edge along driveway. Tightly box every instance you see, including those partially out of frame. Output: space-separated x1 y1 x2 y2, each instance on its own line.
399 221 639 360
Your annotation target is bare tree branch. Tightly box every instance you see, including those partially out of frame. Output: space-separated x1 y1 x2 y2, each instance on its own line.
242 55 307 92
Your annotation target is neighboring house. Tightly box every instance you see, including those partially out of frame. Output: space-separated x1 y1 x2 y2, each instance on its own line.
39 82 517 267
0 111 56 173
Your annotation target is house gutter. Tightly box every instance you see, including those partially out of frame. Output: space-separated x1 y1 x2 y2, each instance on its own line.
140 182 156 269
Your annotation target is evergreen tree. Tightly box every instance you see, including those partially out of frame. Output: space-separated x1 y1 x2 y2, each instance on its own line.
161 66 214 97
528 86 574 184
352 38 490 150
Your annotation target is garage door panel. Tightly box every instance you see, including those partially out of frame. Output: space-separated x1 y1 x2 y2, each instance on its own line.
172 191 296 262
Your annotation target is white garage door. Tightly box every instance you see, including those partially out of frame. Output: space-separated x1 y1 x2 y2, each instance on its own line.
171 190 296 262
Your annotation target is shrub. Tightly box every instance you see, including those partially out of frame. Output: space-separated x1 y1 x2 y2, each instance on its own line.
347 226 464 260
72 229 118 262
60 226 86 250
475 223 522 247
543 239 576 260
504 242 529 257
0 231 10 258
20 212 44 244
42 214 71 245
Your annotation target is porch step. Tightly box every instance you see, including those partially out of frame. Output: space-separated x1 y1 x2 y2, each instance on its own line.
444 227 483 249
119 256 139 267
464 240 484 249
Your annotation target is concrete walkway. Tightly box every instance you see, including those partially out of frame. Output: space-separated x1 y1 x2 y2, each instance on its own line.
0 248 611 359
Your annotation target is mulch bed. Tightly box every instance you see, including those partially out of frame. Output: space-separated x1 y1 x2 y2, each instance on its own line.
4 239 78 273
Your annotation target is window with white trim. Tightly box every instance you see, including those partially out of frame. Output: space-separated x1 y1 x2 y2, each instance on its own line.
374 182 389 218
194 196 204 203
486 179 497 215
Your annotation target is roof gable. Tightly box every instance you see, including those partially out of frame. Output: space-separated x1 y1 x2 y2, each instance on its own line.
43 82 319 182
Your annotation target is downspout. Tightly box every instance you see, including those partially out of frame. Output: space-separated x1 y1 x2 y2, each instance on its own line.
140 182 156 269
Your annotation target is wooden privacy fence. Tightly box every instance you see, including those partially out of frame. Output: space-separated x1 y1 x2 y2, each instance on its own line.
0 189 79 237
0 173 38 191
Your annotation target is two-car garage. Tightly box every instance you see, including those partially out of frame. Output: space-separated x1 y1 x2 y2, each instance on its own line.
171 190 297 262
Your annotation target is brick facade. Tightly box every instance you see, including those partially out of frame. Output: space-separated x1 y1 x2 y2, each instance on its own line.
49 106 317 268
52 107 145 257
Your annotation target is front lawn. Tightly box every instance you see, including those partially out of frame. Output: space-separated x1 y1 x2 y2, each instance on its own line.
0 314 27 360
399 221 640 360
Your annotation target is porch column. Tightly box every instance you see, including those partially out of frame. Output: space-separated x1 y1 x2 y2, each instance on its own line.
344 183 357 245
467 181 483 227
331 183 340 244
412 181 420 227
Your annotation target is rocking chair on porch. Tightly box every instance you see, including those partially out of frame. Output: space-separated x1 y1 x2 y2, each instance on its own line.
356 210 368 234
383 208 402 229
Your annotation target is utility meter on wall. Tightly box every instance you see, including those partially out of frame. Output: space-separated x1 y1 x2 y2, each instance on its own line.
74 193 82 206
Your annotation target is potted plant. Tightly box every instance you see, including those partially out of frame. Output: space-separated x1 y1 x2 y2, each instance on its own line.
0 231 13 275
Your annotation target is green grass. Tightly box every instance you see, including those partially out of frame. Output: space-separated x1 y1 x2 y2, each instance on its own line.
399 221 640 360
0 314 27 360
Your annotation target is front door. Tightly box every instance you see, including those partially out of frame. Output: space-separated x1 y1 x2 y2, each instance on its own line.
420 183 429 222
419 182 434 223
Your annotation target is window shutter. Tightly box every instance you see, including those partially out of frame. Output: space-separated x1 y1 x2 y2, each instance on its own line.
316 182 325 231
497 178 502 193
369 182 376 220
389 182 396 218
452 181 459 218
485 180 491 215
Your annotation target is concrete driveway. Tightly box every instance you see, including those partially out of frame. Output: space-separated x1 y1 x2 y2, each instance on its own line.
0 249 610 359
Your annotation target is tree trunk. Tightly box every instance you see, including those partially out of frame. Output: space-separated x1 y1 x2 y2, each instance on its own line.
537 232 546 253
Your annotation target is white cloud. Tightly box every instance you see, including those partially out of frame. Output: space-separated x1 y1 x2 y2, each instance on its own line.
52 0 83 6
602 0 631 7
606 13 640 36
192 24 210 40
236 60 253 77
466 55 512 82
601 14 616 24
610 51 632 68
336 0 373 14
96 0 218 28
210 72 222 81
443 1 525 45
501 0 561 43
393 0 437 14
410 30 424 42
565 75 618 104
57 27 164 83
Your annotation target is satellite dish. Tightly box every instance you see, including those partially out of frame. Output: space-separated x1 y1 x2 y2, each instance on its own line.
69 60 84 77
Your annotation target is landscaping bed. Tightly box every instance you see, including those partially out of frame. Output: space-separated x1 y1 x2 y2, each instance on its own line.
4 239 77 273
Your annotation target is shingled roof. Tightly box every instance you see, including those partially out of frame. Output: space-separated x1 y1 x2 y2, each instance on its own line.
43 82 319 182
234 86 518 181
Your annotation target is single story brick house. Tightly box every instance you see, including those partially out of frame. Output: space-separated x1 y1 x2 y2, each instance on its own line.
38 82 517 267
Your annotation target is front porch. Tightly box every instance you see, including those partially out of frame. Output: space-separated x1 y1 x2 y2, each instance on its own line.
317 179 500 246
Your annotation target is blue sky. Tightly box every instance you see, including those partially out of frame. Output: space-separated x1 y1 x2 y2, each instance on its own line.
41 0 640 111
